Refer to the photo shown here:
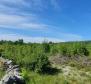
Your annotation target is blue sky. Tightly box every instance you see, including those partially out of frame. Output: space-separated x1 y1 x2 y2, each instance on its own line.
0 0 91 42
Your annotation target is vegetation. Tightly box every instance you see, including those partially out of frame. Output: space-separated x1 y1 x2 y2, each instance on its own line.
0 69 5 79
0 39 91 84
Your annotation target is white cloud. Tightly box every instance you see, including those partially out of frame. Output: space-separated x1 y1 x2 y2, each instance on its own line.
19 23 49 29
0 13 49 30
0 13 83 42
0 0 83 42
0 30 83 43
0 34 64 43
0 0 60 29
0 14 25 25
60 33 83 41
0 0 26 7
0 0 60 11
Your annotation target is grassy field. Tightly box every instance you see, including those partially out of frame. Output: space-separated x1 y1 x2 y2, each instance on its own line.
24 65 91 84
0 40 91 84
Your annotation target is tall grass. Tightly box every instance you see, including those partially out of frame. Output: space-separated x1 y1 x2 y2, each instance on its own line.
0 69 5 79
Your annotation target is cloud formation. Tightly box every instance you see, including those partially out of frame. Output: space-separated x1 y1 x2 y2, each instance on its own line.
0 33 64 43
0 0 61 30
0 0 83 42
0 13 49 30
0 0 60 11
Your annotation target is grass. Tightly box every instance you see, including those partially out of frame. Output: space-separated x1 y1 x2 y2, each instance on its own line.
1 64 91 84
0 69 5 79
23 64 91 84
26 71 68 84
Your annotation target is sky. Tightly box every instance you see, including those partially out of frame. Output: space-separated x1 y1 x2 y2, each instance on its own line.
0 0 91 43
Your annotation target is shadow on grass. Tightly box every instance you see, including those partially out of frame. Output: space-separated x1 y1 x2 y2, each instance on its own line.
41 67 61 75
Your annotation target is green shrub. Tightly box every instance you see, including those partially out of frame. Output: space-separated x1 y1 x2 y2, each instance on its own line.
60 46 68 56
42 42 50 53
35 53 50 73
73 45 89 56
79 46 89 56
29 53 50 73
51 47 59 55
21 68 30 83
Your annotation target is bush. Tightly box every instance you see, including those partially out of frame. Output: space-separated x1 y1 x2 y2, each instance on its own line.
42 42 50 53
79 46 89 56
30 53 50 73
60 46 69 56
21 68 30 83
51 46 59 55
73 45 89 56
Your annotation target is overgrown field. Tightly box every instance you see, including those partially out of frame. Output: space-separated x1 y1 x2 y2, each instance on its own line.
0 40 91 84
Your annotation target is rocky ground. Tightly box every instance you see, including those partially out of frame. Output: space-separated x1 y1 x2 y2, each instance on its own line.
0 57 25 84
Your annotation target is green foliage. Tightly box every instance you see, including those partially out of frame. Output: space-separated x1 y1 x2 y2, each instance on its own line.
21 68 30 83
42 42 50 53
73 45 89 56
0 69 5 79
35 54 50 73
0 40 90 71
61 46 68 56
14 39 24 44
50 45 59 55
29 53 50 73
0 40 91 84
0 48 3 57
79 46 89 56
